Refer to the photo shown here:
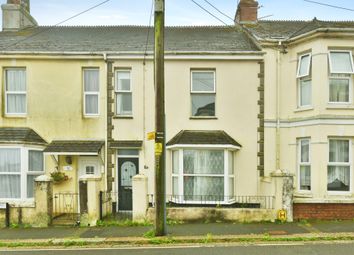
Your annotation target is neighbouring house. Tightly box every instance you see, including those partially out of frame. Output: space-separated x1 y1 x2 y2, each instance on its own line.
0 0 353 226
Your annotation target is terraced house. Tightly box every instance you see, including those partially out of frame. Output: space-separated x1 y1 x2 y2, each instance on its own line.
0 0 353 226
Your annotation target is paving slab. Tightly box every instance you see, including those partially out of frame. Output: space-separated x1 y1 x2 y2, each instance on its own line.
310 220 354 233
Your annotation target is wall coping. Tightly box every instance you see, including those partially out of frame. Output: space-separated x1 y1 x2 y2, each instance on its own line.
270 169 294 178
294 198 354 204
35 175 53 182
79 175 102 181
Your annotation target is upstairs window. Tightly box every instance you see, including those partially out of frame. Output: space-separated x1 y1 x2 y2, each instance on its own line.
191 71 216 117
297 53 312 107
116 70 132 116
5 68 26 115
83 69 100 116
328 51 353 103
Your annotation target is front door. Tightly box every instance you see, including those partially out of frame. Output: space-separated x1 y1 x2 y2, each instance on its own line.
118 157 139 211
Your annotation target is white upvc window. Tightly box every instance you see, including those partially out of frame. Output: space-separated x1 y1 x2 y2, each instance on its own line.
0 146 44 200
329 51 354 74
5 68 27 116
171 149 234 204
298 138 311 191
297 53 312 107
115 69 132 116
328 51 354 104
327 139 351 193
191 70 216 117
83 68 100 116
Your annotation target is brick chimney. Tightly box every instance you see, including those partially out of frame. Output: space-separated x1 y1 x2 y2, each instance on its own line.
235 0 259 24
1 0 37 31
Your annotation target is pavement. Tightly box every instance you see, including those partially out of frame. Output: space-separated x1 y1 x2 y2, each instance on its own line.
0 221 354 246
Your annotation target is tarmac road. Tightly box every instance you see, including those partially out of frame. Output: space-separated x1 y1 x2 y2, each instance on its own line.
2 242 354 255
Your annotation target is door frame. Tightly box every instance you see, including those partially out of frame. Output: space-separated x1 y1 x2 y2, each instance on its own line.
116 153 140 211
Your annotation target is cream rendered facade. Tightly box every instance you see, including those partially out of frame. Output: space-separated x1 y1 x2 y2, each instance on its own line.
260 33 354 212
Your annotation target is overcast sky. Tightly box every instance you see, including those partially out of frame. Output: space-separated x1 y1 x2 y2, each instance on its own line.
0 0 353 27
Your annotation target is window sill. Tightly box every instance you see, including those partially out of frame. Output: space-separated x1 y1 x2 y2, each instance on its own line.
326 105 354 110
0 199 35 208
4 114 27 119
190 116 218 120
294 107 314 113
113 116 133 119
294 192 313 198
83 115 100 119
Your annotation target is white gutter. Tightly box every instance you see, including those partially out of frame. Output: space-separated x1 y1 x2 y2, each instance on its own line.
275 40 282 170
166 144 241 150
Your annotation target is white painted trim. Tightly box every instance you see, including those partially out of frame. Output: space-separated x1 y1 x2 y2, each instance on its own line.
297 78 312 108
83 68 100 117
328 75 352 104
297 138 312 192
115 69 133 116
4 68 27 116
296 53 312 78
265 118 354 128
328 50 354 74
166 144 241 150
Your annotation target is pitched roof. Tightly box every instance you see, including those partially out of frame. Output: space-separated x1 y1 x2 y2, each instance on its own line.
0 26 260 53
110 140 143 148
246 19 354 40
44 140 104 154
167 130 241 147
0 127 46 145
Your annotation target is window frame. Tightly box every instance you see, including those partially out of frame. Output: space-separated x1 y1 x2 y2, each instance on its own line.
115 69 133 117
190 70 216 117
83 68 100 117
297 138 311 192
327 138 352 194
297 53 312 78
0 145 45 201
4 68 27 116
328 50 354 74
328 74 352 104
298 78 312 108
171 148 235 205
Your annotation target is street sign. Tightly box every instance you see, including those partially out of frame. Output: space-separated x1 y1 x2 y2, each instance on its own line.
147 132 156 141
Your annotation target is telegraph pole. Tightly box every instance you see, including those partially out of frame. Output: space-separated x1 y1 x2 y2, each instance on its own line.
154 0 166 236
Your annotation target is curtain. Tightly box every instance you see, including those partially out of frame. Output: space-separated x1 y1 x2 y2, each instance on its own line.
116 93 132 115
329 79 349 102
300 80 311 106
329 140 349 163
183 150 224 175
84 69 99 92
300 166 311 187
330 52 353 73
184 176 224 202
6 69 26 91
7 94 26 114
0 148 21 198
172 151 179 174
85 95 99 114
301 140 309 162
328 166 350 187
29 150 43 172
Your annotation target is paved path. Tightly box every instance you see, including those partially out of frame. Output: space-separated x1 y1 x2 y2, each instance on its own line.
2 242 354 255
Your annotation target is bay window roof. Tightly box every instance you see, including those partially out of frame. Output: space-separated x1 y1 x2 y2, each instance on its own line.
44 140 104 155
109 140 143 149
167 130 241 149
0 127 46 145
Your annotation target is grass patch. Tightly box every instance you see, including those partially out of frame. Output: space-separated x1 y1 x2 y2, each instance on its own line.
203 233 213 243
143 229 156 238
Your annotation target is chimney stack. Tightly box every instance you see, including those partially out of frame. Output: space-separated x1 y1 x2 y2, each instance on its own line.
2 0 37 31
235 0 259 24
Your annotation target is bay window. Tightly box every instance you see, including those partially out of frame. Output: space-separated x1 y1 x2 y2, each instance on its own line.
83 68 100 116
5 68 27 115
328 139 351 192
0 147 44 200
297 53 312 107
172 149 234 204
298 138 311 191
328 51 354 103
191 70 216 117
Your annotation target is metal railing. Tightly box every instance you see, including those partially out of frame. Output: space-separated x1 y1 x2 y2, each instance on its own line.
148 194 275 209
99 191 132 220
53 192 80 220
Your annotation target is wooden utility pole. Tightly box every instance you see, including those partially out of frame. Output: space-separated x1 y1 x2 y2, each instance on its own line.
154 0 166 236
